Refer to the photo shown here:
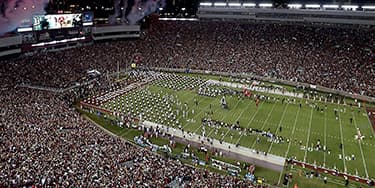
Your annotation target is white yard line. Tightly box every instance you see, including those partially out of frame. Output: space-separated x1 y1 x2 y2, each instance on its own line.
191 98 241 134
267 103 289 153
175 92 206 122
323 111 327 167
182 98 218 130
352 112 369 178
337 109 347 173
233 102 264 144
206 99 243 137
303 108 314 162
212 100 243 139
250 103 277 148
278 107 301 185
206 124 218 138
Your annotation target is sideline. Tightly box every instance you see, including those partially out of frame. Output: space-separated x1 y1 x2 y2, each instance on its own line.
81 114 137 147
81 111 279 187
143 120 286 172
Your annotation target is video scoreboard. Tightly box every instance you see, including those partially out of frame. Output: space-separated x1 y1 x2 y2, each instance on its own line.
17 12 93 32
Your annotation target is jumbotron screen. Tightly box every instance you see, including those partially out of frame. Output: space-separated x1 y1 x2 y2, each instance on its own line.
33 14 82 30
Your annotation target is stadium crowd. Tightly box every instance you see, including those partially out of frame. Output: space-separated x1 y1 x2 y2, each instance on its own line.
0 88 256 187
143 21 375 97
0 21 374 97
1 20 374 186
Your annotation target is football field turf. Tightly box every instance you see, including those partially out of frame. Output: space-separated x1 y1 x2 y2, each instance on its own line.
100 73 375 179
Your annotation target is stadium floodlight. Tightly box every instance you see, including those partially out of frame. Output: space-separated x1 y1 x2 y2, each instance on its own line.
287 4 302 9
31 37 86 47
323 4 339 9
362 6 375 9
17 27 32 32
341 5 358 10
199 2 212 6
228 3 241 7
214 2 227 7
31 42 45 47
243 3 256 7
259 3 272 7
83 22 93 26
305 4 321 8
159 17 198 21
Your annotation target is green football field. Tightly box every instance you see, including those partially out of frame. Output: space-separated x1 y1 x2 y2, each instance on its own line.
100 73 375 180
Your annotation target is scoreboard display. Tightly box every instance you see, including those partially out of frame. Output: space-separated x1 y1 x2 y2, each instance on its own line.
32 15 47 30
33 14 82 30
18 12 93 33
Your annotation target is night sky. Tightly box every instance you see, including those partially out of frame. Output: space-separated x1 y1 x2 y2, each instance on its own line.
49 0 375 18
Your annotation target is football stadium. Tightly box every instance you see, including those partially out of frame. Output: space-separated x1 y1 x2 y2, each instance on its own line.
1 0 375 187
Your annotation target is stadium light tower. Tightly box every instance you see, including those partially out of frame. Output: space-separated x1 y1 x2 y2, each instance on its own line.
323 4 339 9
341 5 358 10
305 4 321 9
228 3 241 7
243 3 256 7
214 2 227 7
199 2 212 6
287 4 302 9
259 3 273 8
362 6 375 10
